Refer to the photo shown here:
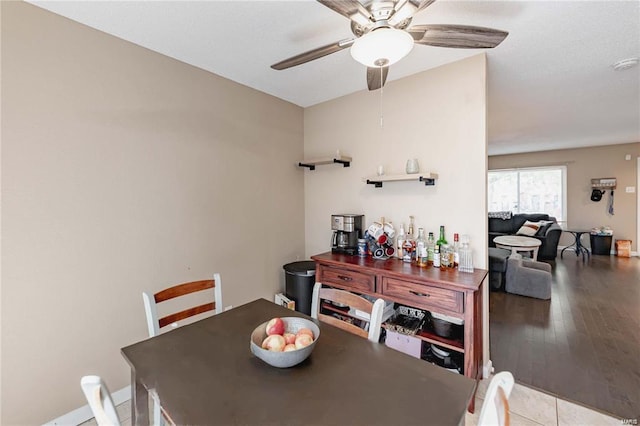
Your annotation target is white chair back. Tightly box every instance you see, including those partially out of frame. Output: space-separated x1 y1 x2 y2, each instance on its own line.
143 273 223 337
80 375 121 426
478 371 515 426
311 282 385 342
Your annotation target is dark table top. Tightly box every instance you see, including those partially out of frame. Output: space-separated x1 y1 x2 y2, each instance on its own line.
122 298 475 425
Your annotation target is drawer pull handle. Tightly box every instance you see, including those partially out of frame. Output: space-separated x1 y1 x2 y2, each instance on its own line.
409 290 430 297
337 275 353 281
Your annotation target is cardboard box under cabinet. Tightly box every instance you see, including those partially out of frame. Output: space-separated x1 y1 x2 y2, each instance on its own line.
274 293 295 310
385 330 422 359
615 240 631 257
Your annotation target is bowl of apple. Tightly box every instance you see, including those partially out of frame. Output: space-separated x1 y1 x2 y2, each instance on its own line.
250 317 320 368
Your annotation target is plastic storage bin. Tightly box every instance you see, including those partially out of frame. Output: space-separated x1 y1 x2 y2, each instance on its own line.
590 234 612 255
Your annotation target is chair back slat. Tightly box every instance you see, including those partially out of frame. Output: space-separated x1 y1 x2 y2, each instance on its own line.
154 279 214 303
318 312 369 339
318 287 374 313
311 282 385 342
158 302 215 329
495 386 510 426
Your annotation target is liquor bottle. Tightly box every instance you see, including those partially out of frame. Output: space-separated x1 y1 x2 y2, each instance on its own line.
407 216 416 261
436 225 448 247
396 224 406 260
433 244 441 268
416 228 427 267
452 233 460 268
440 244 450 270
458 235 474 273
427 232 435 265
408 216 415 239
403 232 415 263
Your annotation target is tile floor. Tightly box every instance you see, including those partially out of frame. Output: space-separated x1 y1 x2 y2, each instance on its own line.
80 376 622 426
466 375 622 426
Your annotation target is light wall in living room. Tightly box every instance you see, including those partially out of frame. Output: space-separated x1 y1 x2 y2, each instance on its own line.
489 142 640 252
1 2 304 424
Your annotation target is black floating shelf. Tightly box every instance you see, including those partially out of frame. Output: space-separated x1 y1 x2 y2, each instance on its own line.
364 173 439 188
298 156 352 170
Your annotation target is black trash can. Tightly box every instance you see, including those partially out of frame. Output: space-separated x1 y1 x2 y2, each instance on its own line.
283 261 316 316
590 234 613 255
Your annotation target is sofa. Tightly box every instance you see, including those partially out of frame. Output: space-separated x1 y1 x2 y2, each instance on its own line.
488 213 562 261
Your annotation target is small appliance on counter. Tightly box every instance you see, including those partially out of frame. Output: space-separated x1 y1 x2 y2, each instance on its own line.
331 214 364 255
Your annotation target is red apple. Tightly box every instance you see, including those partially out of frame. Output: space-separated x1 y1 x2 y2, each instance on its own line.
284 344 297 352
296 328 314 339
265 318 285 336
283 332 296 345
295 333 314 349
261 334 286 352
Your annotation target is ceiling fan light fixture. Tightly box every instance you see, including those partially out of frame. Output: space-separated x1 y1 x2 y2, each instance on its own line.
350 27 414 67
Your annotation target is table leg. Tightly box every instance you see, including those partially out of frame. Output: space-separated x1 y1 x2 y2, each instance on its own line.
131 369 149 426
577 233 590 261
561 232 579 259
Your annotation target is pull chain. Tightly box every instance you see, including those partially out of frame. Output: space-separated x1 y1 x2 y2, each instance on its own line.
379 70 384 129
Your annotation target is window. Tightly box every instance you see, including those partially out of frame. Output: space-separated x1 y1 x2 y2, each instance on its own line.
488 166 566 223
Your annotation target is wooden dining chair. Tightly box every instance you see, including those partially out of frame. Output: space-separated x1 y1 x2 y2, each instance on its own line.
142 274 222 425
143 274 223 337
80 375 121 426
477 371 514 426
311 282 385 342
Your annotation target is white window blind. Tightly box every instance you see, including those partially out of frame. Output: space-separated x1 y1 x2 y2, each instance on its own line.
488 166 567 223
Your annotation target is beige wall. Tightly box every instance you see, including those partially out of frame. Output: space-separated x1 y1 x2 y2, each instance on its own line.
489 143 639 252
1 2 304 424
304 54 488 267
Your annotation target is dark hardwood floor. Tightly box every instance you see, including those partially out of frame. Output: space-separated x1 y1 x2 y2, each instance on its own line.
489 253 640 420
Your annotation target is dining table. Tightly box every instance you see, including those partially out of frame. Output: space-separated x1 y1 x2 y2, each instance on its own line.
121 298 476 426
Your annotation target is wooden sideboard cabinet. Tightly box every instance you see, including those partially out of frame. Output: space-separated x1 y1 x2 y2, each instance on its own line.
311 251 488 381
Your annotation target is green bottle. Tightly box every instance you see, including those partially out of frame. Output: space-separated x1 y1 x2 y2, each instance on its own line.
436 226 448 248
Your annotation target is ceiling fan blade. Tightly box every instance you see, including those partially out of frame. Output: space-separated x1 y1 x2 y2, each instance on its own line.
271 39 355 70
408 24 508 49
367 66 389 91
408 0 437 14
316 0 372 26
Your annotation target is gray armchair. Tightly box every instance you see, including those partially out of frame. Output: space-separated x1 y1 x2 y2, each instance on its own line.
505 255 552 300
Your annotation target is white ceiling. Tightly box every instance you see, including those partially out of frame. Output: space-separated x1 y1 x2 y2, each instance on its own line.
28 0 640 155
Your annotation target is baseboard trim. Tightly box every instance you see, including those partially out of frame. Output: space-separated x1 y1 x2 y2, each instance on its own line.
44 385 131 425
557 246 638 257
483 359 494 379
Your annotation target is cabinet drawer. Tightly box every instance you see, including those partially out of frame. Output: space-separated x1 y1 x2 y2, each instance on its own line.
320 266 375 293
381 277 463 314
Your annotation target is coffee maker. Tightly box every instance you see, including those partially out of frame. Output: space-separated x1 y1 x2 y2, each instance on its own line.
331 214 364 255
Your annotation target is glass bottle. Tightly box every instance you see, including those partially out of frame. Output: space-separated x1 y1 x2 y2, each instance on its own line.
407 216 416 261
458 235 474 273
427 232 435 265
440 244 450 270
403 232 415 263
452 233 460 268
416 228 427 267
396 224 406 260
433 244 441 268
436 225 448 248
408 216 415 239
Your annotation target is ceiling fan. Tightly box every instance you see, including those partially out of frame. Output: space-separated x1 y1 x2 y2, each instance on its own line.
271 0 508 90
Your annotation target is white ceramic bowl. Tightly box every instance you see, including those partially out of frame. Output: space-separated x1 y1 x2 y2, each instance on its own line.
250 317 320 368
